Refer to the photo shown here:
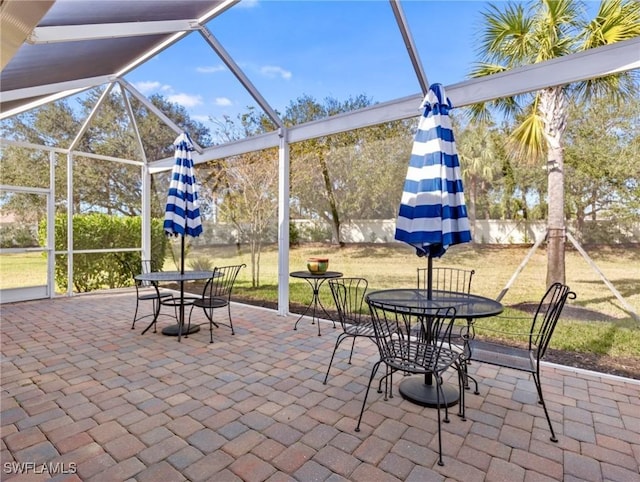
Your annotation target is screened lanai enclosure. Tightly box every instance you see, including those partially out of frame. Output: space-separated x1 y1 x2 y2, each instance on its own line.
1 0 639 314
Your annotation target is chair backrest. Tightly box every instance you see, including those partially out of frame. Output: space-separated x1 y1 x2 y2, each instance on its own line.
119 257 140 286
417 267 475 294
529 282 576 360
328 278 368 329
204 264 246 300
367 298 457 369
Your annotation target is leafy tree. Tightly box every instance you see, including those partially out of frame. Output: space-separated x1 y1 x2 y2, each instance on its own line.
285 95 413 244
456 119 504 225
469 0 640 285
217 152 279 287
285 95 373 245
564 96 640 242
200 108 279 287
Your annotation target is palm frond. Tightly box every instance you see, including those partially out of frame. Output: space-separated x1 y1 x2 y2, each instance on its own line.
508 110 547 164
574 70 640 104
580 0 640 48
532 0 582 62
480 2 537 66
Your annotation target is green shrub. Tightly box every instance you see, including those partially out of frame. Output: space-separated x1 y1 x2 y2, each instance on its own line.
303 223 332 243
289 222 300 246
189 255 214 271
39 213 168 292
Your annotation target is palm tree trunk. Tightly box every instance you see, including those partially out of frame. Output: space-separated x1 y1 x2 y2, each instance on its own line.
540 87 568 286
547 148 566 286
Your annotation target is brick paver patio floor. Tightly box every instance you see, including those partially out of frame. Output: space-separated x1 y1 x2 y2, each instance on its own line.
1 290 639 481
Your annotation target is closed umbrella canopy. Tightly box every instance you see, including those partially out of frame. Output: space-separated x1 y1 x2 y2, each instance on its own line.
163 132 203 340
395 83 471 295
164 132 203 242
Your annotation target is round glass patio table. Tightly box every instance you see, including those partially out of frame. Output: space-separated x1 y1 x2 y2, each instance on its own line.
135 271 213 339
365 289 503 408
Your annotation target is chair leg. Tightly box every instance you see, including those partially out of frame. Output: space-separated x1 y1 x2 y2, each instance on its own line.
152 298 161 333
355 360 382 432
440 378 450 424
323 333 350 385
435 373 444 466
205 307 219 329
463 362 479 394
377 366 395 399
132 299 139 329
532 372 557 442
201 307 215 343
186 305 195 339
347 337 357 364
227 304 235 335
457 364 466 421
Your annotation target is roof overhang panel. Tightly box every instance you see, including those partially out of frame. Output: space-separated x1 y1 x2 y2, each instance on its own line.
38 0 218 26
0 0 233 115
1 35 166 92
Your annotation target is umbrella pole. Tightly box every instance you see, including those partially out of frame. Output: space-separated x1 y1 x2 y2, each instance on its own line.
180 235 185 275
427 254 433 300
178 235 185 340
424 253 434 387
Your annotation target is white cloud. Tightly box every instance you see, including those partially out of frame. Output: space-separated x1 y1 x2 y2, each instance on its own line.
196 65 226 74
191 115 211 123
132 80 202 109
133 80 172 94
214 97 233 107
260 65 292 80
167 93 203 107
134 81 166 94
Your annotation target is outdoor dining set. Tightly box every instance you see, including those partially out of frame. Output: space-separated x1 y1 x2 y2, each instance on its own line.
124 252 575 468
288 263 575 466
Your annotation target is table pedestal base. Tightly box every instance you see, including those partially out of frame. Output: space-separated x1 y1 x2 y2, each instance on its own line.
162 324 200 336
399 377 459 408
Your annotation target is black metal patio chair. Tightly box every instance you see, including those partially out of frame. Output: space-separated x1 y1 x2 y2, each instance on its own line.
469 282 576 442
323 277 374 384
418 266 478 393
120 258 176 333
186 264 246 343
357 301 466 466
417 266 475 294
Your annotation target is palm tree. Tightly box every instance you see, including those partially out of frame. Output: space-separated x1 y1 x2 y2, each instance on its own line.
469 0 640 285
457 121 502 227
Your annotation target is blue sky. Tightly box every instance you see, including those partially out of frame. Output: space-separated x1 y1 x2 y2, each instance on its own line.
124 0 600 126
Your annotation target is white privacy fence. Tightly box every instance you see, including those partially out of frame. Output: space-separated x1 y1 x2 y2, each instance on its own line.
192 219 640 246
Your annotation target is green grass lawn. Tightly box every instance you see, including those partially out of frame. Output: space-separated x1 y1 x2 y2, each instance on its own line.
2 243 639 360
188 242 640 360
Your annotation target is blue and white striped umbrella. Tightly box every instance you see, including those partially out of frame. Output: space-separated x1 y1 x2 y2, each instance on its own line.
395 83 471 259
164 132 202 250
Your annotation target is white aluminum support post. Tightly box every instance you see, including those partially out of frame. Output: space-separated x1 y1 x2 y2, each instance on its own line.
66 151 74 296
48 150 56 298
277 128 290 316
141 164 152 262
